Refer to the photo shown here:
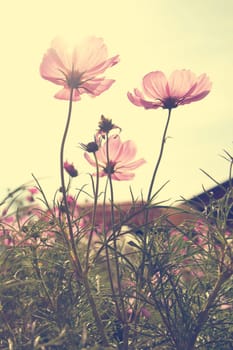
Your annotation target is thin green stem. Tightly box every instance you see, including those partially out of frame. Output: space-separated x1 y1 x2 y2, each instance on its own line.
102 179 122 321
102 177 115 296
59 87 83 279
59 89 108 345
105 134 128 338
186 270 232 350
82 274 109 346
139 109 173 297
32 247 56 312
147 108 172 205
85 152 99 271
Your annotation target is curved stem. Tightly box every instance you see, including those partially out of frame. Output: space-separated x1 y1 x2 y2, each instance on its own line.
187 270 231 350
32 247 56 312
105 134 127 326
140 109 173 303
147 108 172 204
59 89 108 345
85 152 100 270
102 178 118 300
59 88 83 278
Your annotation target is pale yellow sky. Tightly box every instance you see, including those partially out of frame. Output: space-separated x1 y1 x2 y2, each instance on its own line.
1 0 233 204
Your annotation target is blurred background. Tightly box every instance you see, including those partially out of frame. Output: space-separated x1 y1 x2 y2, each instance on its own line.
0 0 232 205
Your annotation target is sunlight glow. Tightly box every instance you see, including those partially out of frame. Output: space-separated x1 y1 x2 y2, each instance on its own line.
1 0 233 203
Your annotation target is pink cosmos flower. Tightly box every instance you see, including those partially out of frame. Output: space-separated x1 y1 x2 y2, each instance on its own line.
128 69 212 109
26 187 39 202
28 187 38 195
40 36 119 101
84 135 146 181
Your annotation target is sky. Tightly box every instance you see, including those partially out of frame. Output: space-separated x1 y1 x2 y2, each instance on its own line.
1 0 233 206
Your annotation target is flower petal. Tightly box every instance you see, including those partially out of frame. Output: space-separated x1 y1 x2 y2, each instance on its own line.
81 78 116 97
111 172 135 181
128 69 211 109
183 73 212 102
72 37 108 72
114 140 137 163
143 71 168 100
139 99 162 109
168 70 197 98
40 36 119 101
116 158 146 171
54 88 81 101
84 135 145 181
84 55 120 78
127 89 145 107
84 152 98 167
181 90 211 105
40 37 71 85
127 89 161 109
40 49 67 85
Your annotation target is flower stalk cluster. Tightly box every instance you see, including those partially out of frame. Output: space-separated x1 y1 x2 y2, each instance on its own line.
1 35 232 350
39 36 216 348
